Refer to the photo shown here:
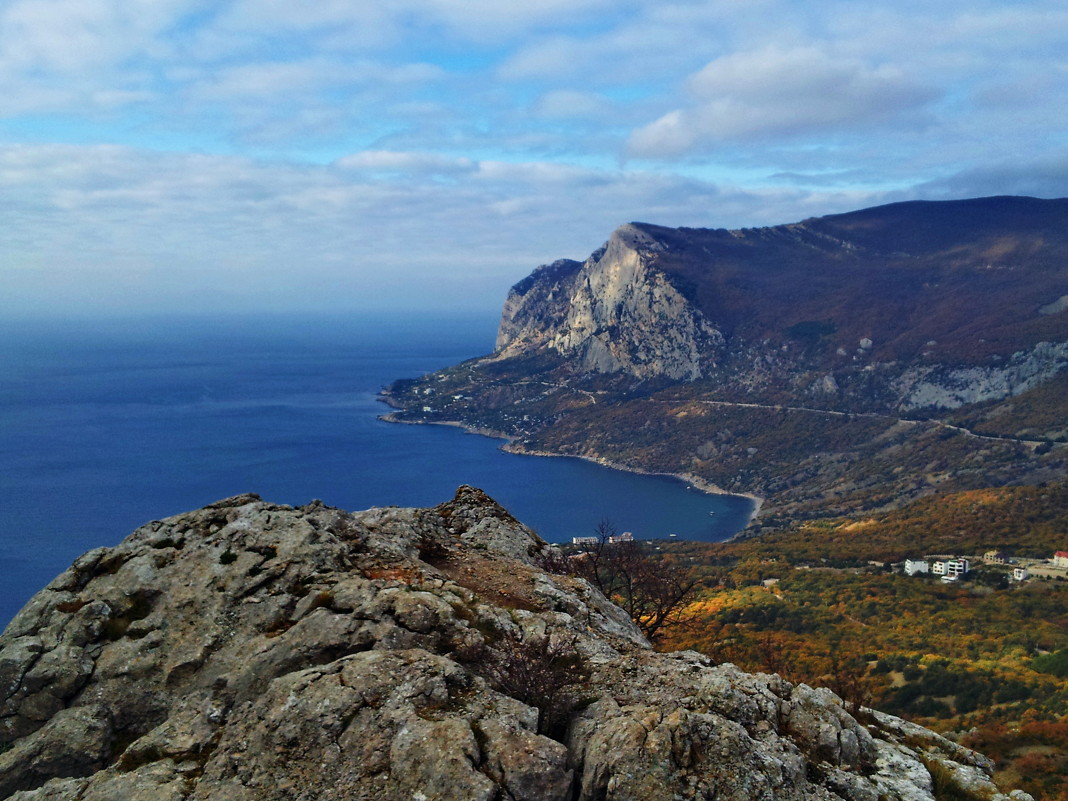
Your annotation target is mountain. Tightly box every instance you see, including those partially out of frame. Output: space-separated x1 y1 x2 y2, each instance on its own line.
383 197 1068 525
0 490 1027 800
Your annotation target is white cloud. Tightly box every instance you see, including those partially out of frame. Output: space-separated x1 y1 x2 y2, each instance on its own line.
193 0 402 55
911 155 1068 201
217 0 393 32
0 143 897 319
185 59 443 102
531 90 615 119
409 0 625 41
203 0 627 53
0 0 189 72
497 19 726 86
336 150 476 175
629 46 936 157
475 160 612 186
0 0 194 113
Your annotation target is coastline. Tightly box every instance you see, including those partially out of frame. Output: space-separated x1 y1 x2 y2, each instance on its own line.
378 412 514 443
378 411 765 525
502 441 765 524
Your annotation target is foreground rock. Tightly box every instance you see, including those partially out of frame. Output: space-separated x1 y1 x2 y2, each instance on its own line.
0 488 1026 800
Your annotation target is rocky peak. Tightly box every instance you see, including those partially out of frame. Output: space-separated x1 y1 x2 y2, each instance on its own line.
496 223 723 380
0 489 1027 800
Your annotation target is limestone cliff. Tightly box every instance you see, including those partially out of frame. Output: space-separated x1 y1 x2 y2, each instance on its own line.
895 341 1068 411
0 490 1029 800
496 225 724 381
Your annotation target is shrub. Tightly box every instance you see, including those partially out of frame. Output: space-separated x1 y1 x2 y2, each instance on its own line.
1032 648 1068 677
480 630 590 741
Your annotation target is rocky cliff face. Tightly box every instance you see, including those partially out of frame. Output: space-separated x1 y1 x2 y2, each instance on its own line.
894 341 1068 411
496 225 724 381
0 490 1029 800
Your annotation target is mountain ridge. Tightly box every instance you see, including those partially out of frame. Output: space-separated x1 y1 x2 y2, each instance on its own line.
383 197 1068 524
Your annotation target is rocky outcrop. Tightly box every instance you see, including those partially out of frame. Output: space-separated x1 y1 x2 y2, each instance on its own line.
495 258 585 354
496 225 724 380
895 341 1068 411
0 489 1025 800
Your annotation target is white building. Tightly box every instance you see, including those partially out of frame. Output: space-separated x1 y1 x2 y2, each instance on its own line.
931 558 970 578
1053 551 1068 568
571 536 598 546
608 532 635 544
1013 567 1030 582
904 559 929 576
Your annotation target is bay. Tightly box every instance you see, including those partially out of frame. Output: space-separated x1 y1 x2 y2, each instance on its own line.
0 313 755 626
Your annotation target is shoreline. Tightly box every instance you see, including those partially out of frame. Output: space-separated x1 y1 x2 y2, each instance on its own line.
378 411 765 525
378 412 514 443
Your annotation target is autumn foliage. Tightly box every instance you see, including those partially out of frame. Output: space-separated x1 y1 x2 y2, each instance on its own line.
651 481 1068 799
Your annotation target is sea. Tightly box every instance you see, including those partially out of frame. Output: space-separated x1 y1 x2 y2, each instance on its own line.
0 313 756 627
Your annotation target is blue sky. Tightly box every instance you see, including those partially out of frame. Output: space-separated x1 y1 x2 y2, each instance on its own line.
2 0 1066 318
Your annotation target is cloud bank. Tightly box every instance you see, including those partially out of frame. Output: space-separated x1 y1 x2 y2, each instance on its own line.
0 0 1065 317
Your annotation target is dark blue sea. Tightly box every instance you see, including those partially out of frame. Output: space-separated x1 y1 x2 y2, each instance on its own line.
0 313 755 627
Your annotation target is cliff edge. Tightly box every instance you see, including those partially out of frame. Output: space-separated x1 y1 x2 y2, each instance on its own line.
0 489 1028 800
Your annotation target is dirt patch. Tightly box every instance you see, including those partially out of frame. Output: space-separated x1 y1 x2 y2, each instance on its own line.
435 553 542 612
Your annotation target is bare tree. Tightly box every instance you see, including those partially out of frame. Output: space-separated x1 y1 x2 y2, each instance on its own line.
573 519 698 642
825 646 873 714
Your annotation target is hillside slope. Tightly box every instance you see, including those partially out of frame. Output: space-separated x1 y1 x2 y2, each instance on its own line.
383 197 1068 523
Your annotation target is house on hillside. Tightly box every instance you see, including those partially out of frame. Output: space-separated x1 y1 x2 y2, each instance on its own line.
931 558 970 578
1013 567 1030 582
904 559 929 576
608 532 634 544
1053 551 1068 568
984 550 1009 564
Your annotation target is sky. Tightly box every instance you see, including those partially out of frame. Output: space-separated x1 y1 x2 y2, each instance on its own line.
1 0 1066 319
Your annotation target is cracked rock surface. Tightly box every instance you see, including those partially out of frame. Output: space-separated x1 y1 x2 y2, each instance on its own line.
0 487 1025 800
